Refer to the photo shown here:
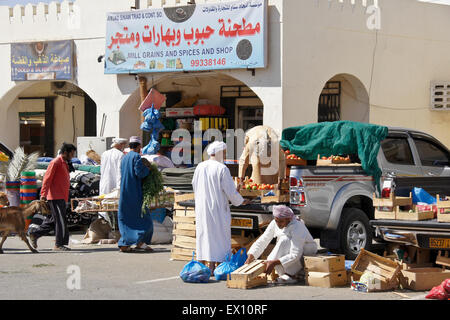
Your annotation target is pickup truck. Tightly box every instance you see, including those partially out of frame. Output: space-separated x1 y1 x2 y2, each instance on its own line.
288 127 450 259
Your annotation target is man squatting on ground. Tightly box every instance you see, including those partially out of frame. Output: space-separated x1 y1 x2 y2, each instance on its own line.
246 205 318 284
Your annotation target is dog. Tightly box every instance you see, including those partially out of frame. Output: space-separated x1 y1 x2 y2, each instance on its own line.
0 192 9 207
0 200 50 254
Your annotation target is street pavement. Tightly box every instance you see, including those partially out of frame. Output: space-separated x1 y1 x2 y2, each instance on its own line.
0 233 428 300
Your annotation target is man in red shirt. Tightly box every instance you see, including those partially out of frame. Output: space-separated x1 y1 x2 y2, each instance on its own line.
29 143 76 251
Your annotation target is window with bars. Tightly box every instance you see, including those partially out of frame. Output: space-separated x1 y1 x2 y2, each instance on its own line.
318 81 341 122
431 82 450 110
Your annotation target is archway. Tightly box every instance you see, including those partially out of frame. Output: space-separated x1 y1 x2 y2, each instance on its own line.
318 74 370 123
0 81 97 157
118 71 265 164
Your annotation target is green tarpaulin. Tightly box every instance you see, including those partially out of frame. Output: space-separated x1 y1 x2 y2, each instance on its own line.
280 121 388 190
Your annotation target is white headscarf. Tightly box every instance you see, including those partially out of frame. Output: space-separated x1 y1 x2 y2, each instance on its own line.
111 138 128 148
129 136 142 144
207 141 227 156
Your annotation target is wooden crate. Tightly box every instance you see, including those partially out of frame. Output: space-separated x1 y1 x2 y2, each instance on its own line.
437 195 450 222
285 158 307 166
436 250 450 269
316 154 351 166
351 248 401 292
261 190 290 204
373 193 413 220
174 222 196 231
174 208 196 217
396 206 434 221
239 189 265 198
170 247 196 261
226 260 267 289
172 239 196 250
374 208 397 220
173 215 195 224
174 192 195 203
372 193 412 208
171 200 197 261
438 213 450 223
173 228 196 237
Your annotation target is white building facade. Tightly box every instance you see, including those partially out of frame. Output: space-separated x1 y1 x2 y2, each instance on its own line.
0 0 449 157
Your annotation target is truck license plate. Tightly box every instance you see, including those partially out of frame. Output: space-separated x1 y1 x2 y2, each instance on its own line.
429 238 450 249
231 218 253 229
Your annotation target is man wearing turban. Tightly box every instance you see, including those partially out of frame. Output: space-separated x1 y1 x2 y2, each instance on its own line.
117 136 153 252
245 205 318 283
99 137 128 224
192 141 250 274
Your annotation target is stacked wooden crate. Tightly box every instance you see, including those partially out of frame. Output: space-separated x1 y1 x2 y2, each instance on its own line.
436 195 450 222
170 193 196 261
373 193 411 220
373 193 435 221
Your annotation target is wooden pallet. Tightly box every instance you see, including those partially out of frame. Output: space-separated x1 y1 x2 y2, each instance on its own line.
226 260 267 289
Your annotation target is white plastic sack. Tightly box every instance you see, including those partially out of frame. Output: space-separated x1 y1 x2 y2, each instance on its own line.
151 216 173 244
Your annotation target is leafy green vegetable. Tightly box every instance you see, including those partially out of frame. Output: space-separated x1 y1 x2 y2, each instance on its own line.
141 161 164 214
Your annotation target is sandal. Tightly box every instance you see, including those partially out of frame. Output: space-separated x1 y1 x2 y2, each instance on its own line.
53 246 71 252
135 244 154 252
119 246 135 253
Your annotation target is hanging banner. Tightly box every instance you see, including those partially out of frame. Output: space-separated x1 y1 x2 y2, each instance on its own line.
104 0 267 74
11 40 74 81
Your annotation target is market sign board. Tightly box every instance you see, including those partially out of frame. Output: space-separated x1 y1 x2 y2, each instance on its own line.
11 40 74 81
104 0 267 74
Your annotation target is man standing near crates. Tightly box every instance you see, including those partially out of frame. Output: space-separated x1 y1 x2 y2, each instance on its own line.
29 143 77 252
192 141 250 274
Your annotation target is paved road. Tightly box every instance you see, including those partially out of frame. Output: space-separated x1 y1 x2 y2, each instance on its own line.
0 233 428 300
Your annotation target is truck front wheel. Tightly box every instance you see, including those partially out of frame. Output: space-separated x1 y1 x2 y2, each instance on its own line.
339 208 373 260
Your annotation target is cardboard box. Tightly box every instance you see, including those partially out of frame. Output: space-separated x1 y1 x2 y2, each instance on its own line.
304 254 346 273
400 268 450 291
306 271 347 288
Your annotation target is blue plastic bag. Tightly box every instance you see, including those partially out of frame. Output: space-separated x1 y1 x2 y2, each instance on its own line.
412 187 436 205
213 253 238 281
231 247 248 268
180 252 211 283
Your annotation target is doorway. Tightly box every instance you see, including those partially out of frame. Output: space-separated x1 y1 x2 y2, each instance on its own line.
19 112 45 154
